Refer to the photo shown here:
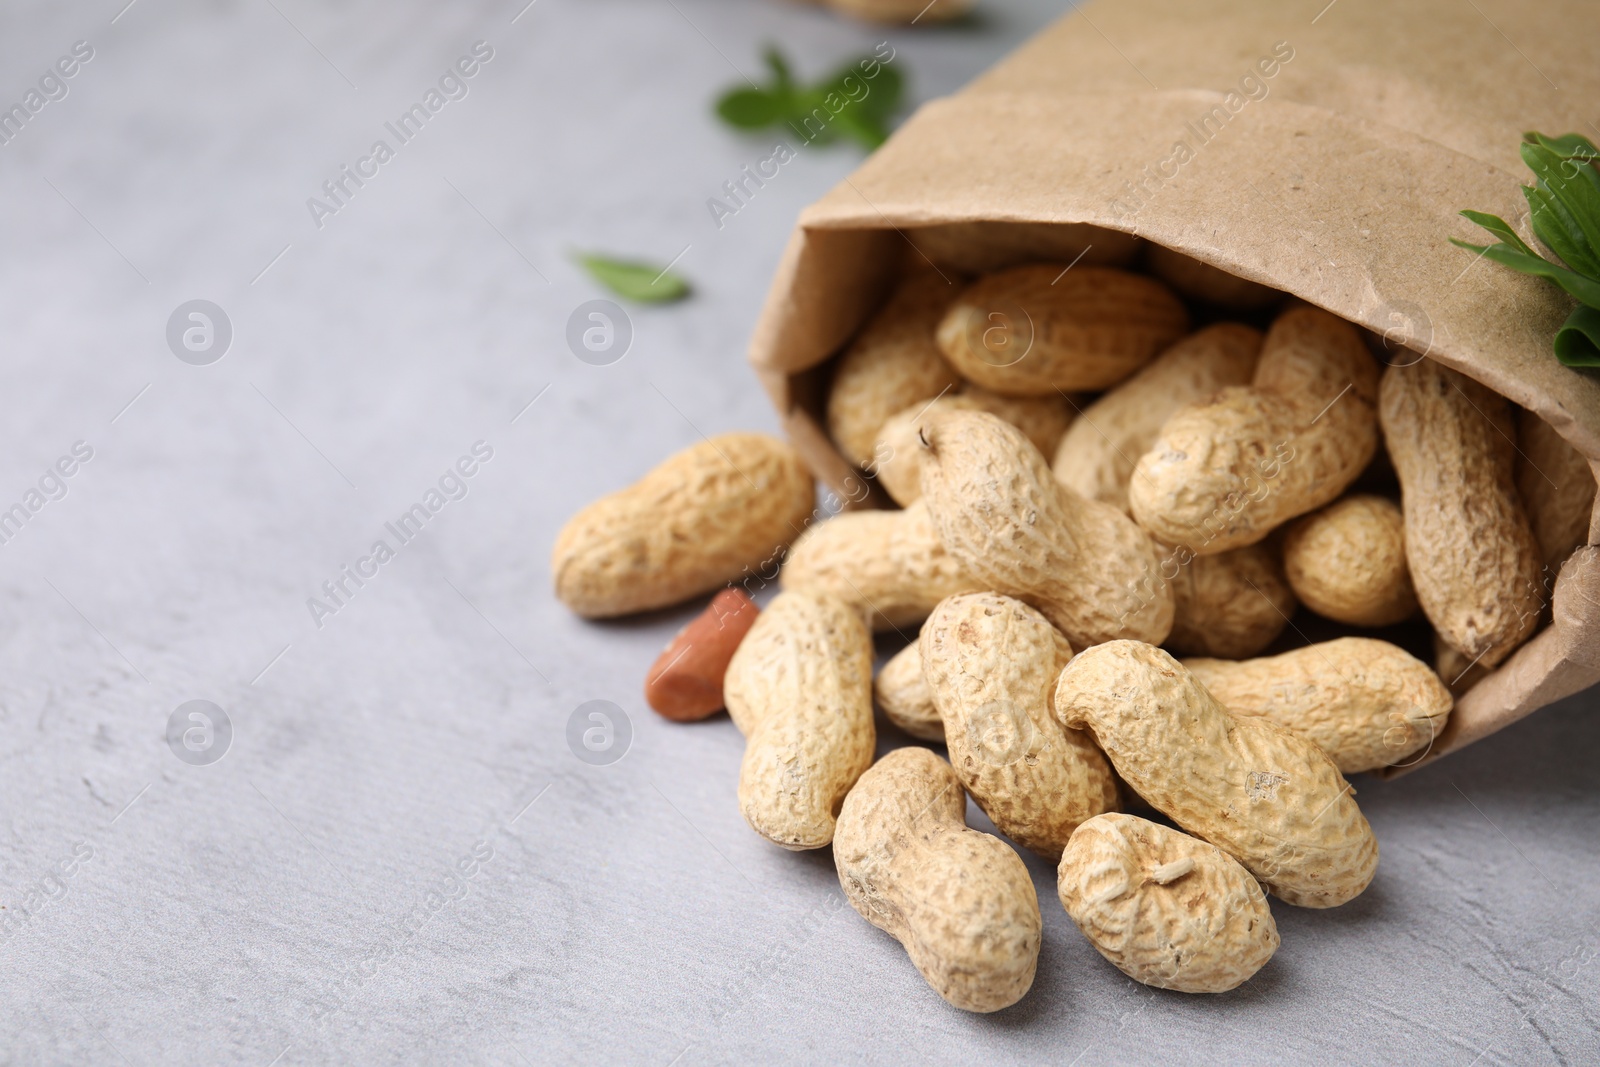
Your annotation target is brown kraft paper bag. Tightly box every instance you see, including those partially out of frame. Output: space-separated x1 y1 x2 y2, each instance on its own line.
746 0 1600 770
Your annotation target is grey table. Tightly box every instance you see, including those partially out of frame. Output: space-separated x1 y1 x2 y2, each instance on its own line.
0 0 1595 1063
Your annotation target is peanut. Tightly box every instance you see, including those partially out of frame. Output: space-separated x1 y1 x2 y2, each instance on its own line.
1163 541 1296 659
935 266 1189 396
834 746 1041 1012
1146 245 1282 311
875 388 1074 506
1282 495 1417 627
723 591 875 849
918 409 1174 649
1053 324 1262 512
644 589 760 722
1434 631 1491 697
911 221 1141 275
920 593 1117 859
553 433 814 618
826 269 961 468
1058 813 1278 993
1516 407 1596 573
875 641 942 742
1055 640 1378 908
1183 637 1451 774
1379 359 1541 669
780 499 984 632
1128 307 1379 555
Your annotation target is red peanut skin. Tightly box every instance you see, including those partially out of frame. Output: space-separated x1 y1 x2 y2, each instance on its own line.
645 589 760 721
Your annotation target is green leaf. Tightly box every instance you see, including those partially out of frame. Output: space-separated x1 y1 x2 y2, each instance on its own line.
763 46 794 92
1554 305 1600 366
573 253 691 303
1524 130 1600 161
1521 141 1600 266
1473 242 1600 308
716 87 786 129
1523 182 1600 277
712 45 904 151
1459 210 1539 258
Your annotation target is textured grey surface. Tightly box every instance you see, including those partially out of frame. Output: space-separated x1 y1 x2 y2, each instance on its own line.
0 1 1596 1064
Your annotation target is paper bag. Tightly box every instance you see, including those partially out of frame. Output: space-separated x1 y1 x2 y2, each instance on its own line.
747 0 1600 769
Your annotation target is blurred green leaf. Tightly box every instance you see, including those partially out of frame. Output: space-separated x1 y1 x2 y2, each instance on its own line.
573 253 691 304
713 44 906 151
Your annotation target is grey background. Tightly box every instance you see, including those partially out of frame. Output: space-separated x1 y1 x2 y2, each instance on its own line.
0 0 1595 1064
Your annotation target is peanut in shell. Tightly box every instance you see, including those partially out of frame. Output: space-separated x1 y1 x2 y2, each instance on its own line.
552 433 814 618
1054 640 1378 908
917 409 1175 649
1128 307 1379 555
1379 359 1541 669
1059 813 1279 994
834 746 1041 1013
780 499 984 632
1183 637 1452 774
935 266 1189 396
1282 494 1418 627
723 591 875 850
1053 323 1262 513
920 593 1117 860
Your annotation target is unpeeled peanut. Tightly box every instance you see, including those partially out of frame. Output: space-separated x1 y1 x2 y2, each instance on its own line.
875 388 1074 507
1183 637 1451 773
553 433 814 617
875 641 942 742
1282 495 1417 627
935 266 1189 395
780 499 983 632
1059 813 1278 993
1163 541 1296 659
834 746 1041 1012
918 409 1174 649
1379 359 1541 668
826 269 961 467
1053 323 1262 512
1516 407 1596 573
920 593 1117 859
1146 245 1282 311
1055 640 1378 908
723 591 875 849
1129 307 1379 555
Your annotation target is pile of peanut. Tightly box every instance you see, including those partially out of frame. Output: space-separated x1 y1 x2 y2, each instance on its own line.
552 248 1596 1009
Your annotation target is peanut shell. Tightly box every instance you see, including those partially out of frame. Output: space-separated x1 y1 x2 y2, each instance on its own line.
1282 495 1418 627
826 269 962 467
1054 323 1262 512
1146 245 1282 311
1163 540 1296 659
834 747 1040 1013
1055 640 1378 908
875 388 1074 506
780 499 984 633
1379 359 1541 668
552 433 814 618
920 593 1117 860
918 410 1174 649
875 641 943 742
1184 637 1452 774
1128 307 1379 555
723 591 875 850
1516 407 1596 573
1059 813 1278 994
935 266 1189 396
